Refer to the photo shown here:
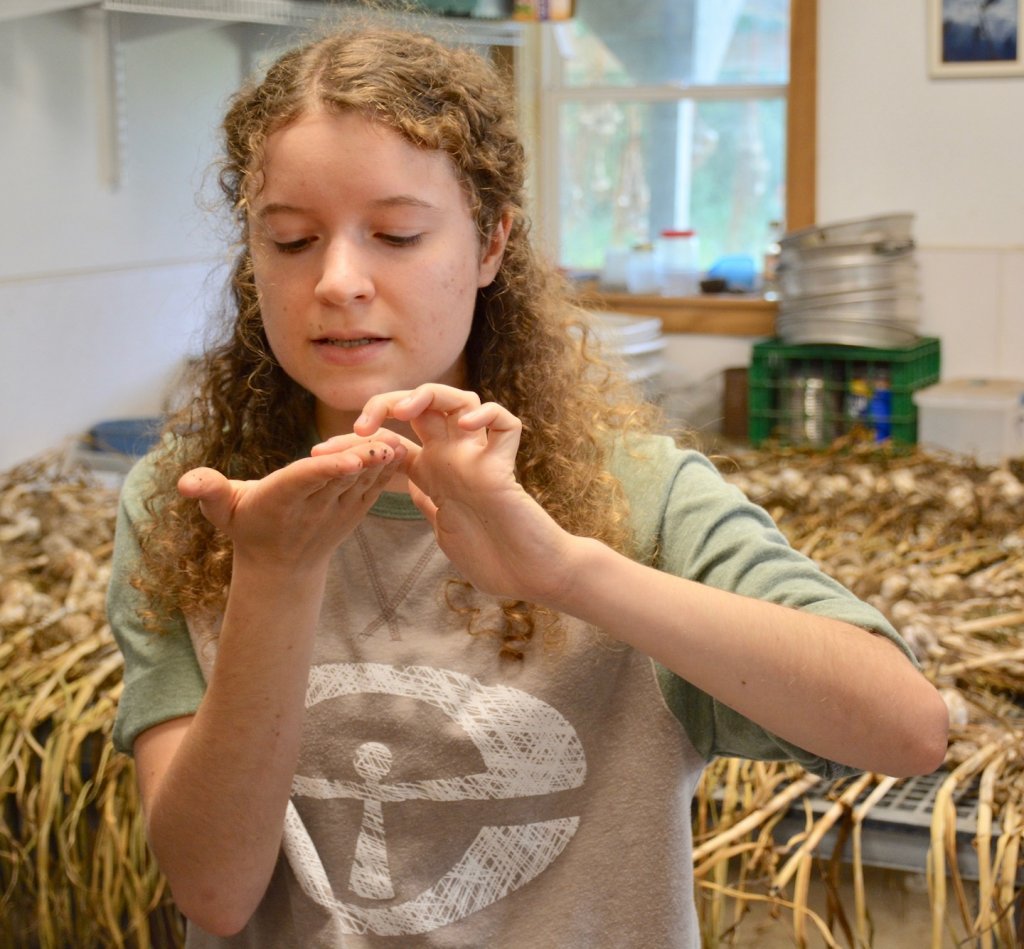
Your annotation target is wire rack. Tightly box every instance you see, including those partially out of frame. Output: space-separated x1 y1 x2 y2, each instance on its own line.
772 770 995 881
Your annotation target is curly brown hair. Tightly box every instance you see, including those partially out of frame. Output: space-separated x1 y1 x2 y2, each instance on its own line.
135 22 663 657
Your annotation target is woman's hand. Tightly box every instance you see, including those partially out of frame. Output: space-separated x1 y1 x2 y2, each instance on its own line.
178 433 406 572
139 434 405 935
339 384 576 603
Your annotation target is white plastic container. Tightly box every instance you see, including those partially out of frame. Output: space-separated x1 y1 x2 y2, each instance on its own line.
601 246 630 289
913 379 1024 464
656 229 700 297
625 243 660 294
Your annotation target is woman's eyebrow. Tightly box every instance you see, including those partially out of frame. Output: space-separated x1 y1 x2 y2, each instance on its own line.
368 194 440 211
255 202 305 219
255 195 439 218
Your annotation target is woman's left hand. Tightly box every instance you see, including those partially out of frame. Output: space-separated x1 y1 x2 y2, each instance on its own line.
337 384 575 602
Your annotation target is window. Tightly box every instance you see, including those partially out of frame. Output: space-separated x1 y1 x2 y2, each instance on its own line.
537 0 798 281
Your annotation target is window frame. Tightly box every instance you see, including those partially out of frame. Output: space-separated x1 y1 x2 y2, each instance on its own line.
524 0 816 334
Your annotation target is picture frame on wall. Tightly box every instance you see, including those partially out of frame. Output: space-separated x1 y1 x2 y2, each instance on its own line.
929 0 1024 77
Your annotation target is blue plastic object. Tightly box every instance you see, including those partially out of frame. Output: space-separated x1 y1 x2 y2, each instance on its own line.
707 254 758 292
87 418 163 457
867 387 892 440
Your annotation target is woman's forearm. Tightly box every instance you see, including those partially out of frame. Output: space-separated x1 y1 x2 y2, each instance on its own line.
139 559 327 935
547 537 949 778
134 441 403 934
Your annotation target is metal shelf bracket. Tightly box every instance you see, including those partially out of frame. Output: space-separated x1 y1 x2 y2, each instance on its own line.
83 7 127 191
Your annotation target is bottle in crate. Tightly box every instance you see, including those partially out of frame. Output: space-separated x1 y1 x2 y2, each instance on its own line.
846 376 872 429
785 360 842 445
867 371 892 440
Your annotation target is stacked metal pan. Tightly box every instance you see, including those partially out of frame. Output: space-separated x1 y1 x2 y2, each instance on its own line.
775 212 921 347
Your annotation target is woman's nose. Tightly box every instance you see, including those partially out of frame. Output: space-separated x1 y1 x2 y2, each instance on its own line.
314 239 375 305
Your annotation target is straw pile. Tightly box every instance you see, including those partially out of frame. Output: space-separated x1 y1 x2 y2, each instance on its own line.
701 437 1024 947
0 454 181 949
1 441 1021 947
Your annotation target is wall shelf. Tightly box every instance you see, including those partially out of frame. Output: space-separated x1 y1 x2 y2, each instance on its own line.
4 1 524 190
96 0 525 44
575 283 778 337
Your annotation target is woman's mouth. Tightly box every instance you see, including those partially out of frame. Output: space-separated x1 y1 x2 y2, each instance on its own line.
320 337 377 348
313 335 389 364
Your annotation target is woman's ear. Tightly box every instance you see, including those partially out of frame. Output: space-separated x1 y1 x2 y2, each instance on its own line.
477 210 514 288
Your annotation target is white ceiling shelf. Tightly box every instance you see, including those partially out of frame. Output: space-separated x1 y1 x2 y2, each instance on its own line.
1 1 524 45
98 0 525 47
3 1 525 190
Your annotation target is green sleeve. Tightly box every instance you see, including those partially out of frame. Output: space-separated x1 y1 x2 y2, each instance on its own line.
106 453 206 755
613 436 918 779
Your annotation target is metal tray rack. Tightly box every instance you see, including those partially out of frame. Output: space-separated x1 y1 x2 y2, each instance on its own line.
772 770 994 880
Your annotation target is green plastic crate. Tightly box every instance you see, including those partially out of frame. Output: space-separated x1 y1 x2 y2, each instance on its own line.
747 336 941 447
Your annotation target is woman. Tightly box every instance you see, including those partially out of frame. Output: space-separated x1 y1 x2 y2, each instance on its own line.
108 21 948 948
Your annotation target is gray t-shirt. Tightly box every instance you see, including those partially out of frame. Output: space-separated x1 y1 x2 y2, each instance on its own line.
107 435 914 947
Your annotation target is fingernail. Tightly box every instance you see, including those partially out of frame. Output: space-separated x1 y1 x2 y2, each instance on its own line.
355 414 370 428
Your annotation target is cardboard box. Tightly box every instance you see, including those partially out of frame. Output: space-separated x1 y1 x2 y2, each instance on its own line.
913 378 1024 464
513 0 574 21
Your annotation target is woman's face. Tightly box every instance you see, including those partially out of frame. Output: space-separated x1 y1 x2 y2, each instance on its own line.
248 110 508 439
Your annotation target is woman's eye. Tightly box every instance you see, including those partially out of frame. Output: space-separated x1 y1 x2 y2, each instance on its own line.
273 237 314 254
378 233 422 248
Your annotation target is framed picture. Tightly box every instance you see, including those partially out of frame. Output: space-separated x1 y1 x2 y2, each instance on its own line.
929 0 1024 77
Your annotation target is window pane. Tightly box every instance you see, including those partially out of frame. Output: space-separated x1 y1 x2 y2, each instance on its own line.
557 97 786 272
559 0 789 87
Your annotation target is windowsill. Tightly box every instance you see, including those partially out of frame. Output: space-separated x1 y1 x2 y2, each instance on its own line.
574 283 778 336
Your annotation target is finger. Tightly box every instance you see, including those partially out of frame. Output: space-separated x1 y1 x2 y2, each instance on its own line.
331 439 401 468
406 385 486 446
457 401 523 452
271 447 384 511
306 440 403 493
177 467 234 530
457 401 521 433
395 384 482 421
407 479 438 527
311 430 404 456
177 466 226 499
355 390 416 436
358 385 482 435
391 436 422 472
330 444 406 507
354 439 406 473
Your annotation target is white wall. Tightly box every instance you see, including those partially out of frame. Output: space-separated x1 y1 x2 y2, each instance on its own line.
0 11 242 469
3 5 1023 470
818 0 1024 381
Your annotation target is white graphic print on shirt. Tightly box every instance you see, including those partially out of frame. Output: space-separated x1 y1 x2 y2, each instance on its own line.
283 662 587 936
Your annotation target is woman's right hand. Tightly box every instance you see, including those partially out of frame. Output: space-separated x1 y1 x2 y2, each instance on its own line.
137 432 406 936
176 432 406 571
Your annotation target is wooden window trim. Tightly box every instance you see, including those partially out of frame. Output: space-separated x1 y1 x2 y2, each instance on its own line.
787 0 817 233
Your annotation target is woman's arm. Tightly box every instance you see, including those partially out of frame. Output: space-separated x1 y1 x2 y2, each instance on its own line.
129 435 404 936
544 540 949 777
355 385 949 780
